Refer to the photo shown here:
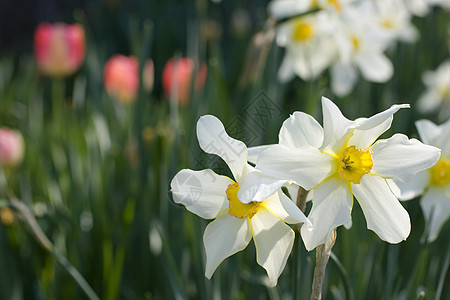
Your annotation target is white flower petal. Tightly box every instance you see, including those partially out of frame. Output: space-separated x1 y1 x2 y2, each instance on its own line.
350 117 393 150
434 120 450 157
285 183 300 201
278 54 296 83
171 169 233 219
252 208 294 287
197 115 247 180
350 103 410 149
415 119 441 146
356 52 393 83
262 190 310 225
356 104 410 131
320 96 355 154
352 175 411 243
371 134 441 182
301 177 353 251
331 62 358 97
248 145 273 164
392 170 430 200
279 111 324 148
417 90 441 113
237 170 288 203
203 212 252 278
268 0 310 19
257 144 335 190
421 186 450 242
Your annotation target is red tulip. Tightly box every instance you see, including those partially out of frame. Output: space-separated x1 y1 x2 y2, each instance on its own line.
162 57 207 105
0 128 24 168
34 22 85 78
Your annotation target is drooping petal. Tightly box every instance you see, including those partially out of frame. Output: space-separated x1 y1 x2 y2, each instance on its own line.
356 51 393 83
355 104 410 131
415 119 441 146
300 177 353 251
421 186 450 242
350 104 410 149
248 145 273 164
257 144 335 190
203 212 252 278
252 208 295 287
417 90 441 113
262 190 310 225
278 53 296 83
433 119 450 157
171 169 233 219
391 170 430 200
330 62 358 97
320 96 355 154
352 175 411 243
371 134 441 182
237 169 289 203
279 111 324 148
197 115 248 180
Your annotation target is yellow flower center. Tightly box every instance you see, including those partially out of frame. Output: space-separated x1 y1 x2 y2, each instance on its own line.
312 0 341 11
381 18 395 29
351 36 360 51
338 146 373 184
328 0 341 11
292 20 314 42
430 159 450 186
226 182 261 219
437 86 450 102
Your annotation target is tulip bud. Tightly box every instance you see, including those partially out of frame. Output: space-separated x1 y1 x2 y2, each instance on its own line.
143 60 155 93
162 57 207 105
104 55 139 104
0 128 24 168
34 22 85 78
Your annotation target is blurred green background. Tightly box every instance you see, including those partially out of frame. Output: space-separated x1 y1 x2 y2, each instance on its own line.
0 0 449 299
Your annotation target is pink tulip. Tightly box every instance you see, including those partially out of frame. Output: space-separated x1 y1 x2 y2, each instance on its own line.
0 128 24 168
104 55 139 104
34 22 85 78
104 55 154 104
162 57 207 105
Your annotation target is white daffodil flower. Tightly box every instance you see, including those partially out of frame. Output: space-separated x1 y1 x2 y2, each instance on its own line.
170 115 310 286
371 0 418 44
275 11 338 82
417 60 450 119
255 97 441 251
330 4 393 96
393 119 450 242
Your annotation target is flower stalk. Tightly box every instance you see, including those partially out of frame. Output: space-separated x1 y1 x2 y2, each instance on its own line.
311 229 337 300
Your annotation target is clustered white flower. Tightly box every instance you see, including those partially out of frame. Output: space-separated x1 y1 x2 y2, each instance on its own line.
170 97 442 286
270 0 449 96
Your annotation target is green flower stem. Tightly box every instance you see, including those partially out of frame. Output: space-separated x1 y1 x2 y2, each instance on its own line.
51 79 66 123
10 197 100 300
311 228 337 300
293 187 308 299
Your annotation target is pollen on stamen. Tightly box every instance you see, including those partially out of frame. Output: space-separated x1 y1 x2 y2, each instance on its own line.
338 145 373 184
